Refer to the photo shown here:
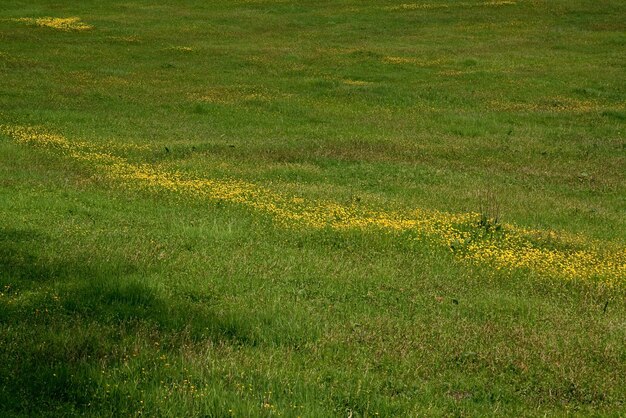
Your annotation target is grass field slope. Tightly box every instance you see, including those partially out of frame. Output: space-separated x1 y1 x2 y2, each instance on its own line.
1 0 625 416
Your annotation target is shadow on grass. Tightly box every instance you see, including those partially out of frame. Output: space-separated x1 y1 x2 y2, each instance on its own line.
0 227 295 415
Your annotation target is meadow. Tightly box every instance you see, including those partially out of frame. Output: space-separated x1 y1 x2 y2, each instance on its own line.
0 0 625 416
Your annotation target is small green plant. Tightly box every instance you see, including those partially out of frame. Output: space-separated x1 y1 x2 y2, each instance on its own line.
477 189 501 233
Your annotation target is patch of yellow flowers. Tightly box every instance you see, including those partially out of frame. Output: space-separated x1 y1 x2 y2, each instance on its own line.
489 97 626 113
383 56 446 66
11 17 93 32
386 1 516 11
2 124 624 287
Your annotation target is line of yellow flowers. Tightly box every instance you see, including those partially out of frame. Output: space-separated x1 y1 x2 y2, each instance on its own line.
1 124 624 287
385 1 516 11
10 17 93 32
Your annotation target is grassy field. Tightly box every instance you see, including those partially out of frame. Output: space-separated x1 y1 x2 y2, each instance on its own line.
1 0 625 416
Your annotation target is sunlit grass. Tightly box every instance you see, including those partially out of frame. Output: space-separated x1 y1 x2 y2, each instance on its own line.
1 0 625 416
2 123 625 287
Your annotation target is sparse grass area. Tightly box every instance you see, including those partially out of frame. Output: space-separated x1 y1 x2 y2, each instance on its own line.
1 0 625 416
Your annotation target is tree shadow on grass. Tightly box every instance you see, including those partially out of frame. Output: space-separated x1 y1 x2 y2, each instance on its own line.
0 227 284 416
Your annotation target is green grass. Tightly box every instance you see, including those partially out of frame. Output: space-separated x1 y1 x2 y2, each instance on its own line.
1 0 625 416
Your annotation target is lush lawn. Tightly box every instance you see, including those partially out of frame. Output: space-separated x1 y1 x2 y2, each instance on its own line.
1 0 625 416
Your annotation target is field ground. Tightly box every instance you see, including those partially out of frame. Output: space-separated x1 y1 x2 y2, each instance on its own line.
1 0 625 416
